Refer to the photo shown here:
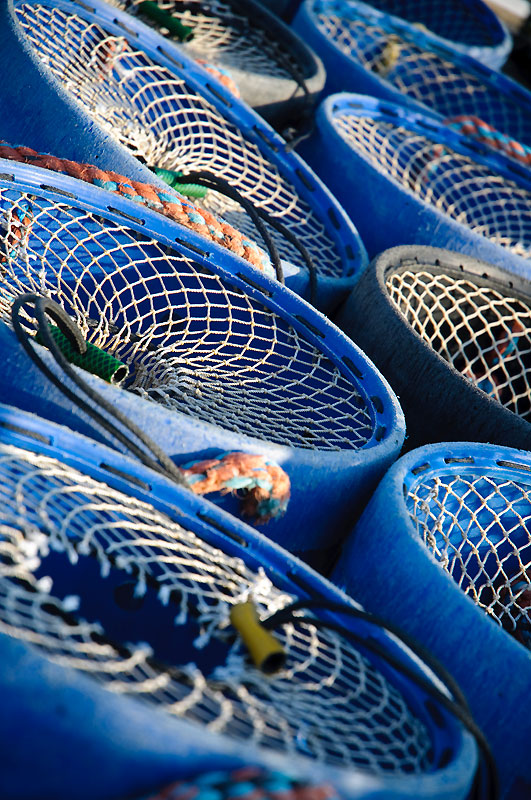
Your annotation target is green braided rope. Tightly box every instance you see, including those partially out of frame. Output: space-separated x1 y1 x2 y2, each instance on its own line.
35 324 128 384
153 167 208 199
137 1 194 41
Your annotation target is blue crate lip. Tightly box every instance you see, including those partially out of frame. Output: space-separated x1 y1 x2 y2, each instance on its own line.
307 0 512 68
293 0 531 138
0 401 477 800
301 92 531 278
10 0 368 310
332 440 531 800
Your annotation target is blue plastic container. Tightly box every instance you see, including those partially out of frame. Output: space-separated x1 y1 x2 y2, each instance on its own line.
109 0 327 127
335 245 531 453
292 0 530 149
7 0 367 312
294 0 512 70
0 403 477 800
332 441 531 800
0 157 404 567
299 94 531 278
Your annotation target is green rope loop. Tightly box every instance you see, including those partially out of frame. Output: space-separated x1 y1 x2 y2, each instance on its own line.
137 1 194 41
35 324 128 384
153 167 208 199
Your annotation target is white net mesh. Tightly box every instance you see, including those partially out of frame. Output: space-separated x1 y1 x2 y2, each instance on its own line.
342 0 498 46
110 0 297 81
332 113 531 260
406 469 531 648
0 441 433 772
386 267 531 420
0 181 373 451
15 2 344 279
314 3 531 143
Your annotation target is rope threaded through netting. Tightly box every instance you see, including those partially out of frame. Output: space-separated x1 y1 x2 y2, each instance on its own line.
0 144 273 277
140 766 341 800
445 116 531 166
180 452 290 521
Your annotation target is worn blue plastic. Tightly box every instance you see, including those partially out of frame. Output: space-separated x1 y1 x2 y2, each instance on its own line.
293 0 529 145
297 0 512 70
8 0 368 312
299 94 531 277
0 403 477 800
0 157 404 567
332 441 531 800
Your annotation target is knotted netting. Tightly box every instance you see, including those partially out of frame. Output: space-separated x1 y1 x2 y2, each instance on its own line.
331 112 531 261
337 0 502 50
310 0 531 146
111 0 298 85
406 467 531 649
385 267 531 420
0 440 434 773
14 1 345 280
0 172 373 452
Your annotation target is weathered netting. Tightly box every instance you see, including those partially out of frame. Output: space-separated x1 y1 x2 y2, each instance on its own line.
0 183 373 451
313 2 531 144
406 470 531 648
111 0 297 81
342 0 499 47
15 3 344 279
332 113 531 260
0 442 433 773
386 268 531 420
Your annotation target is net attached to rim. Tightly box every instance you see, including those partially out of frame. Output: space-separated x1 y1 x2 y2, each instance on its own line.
15 2 344 280
385 268 531 420
332 0 499 48
332 113 531 260
0 182 373 451
0 441 433 773
406 469 531 649
110 0 297 82
312 2 531 144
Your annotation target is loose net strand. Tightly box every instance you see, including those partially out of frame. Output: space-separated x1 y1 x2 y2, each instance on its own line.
0 176 373 452
332 113 531 260
406 471 531 650
15 2 345 280
385 267 531 419
0 442 434 774
313 3 531 146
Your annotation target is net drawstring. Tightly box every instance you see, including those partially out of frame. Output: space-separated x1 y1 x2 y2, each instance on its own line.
11 294 290 522
261 598 499 800
168 171 318 302
445 115 531 166
136 0 194 41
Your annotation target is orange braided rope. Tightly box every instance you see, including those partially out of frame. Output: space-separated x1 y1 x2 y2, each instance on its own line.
180 451 291 522
0 143 273 276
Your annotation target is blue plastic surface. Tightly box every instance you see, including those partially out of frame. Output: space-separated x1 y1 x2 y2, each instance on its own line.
8 0 368 312
293 0 529 143
301 0 512 69
0 157 404 566
332 441 531 800
0 403 477 800
299 94 531 277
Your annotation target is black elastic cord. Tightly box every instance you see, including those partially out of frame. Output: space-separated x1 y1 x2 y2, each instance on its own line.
167 170 318 303
11 294 187 488
263 599 498 800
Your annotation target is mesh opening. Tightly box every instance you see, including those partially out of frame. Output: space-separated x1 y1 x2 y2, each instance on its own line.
110 0 298 81
315 5 531 142
386 268 531 420
15 3 344 279
0 184 373 451
0 442 433 773
407 471 531 648
332 114 531 260
341 0 499 47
